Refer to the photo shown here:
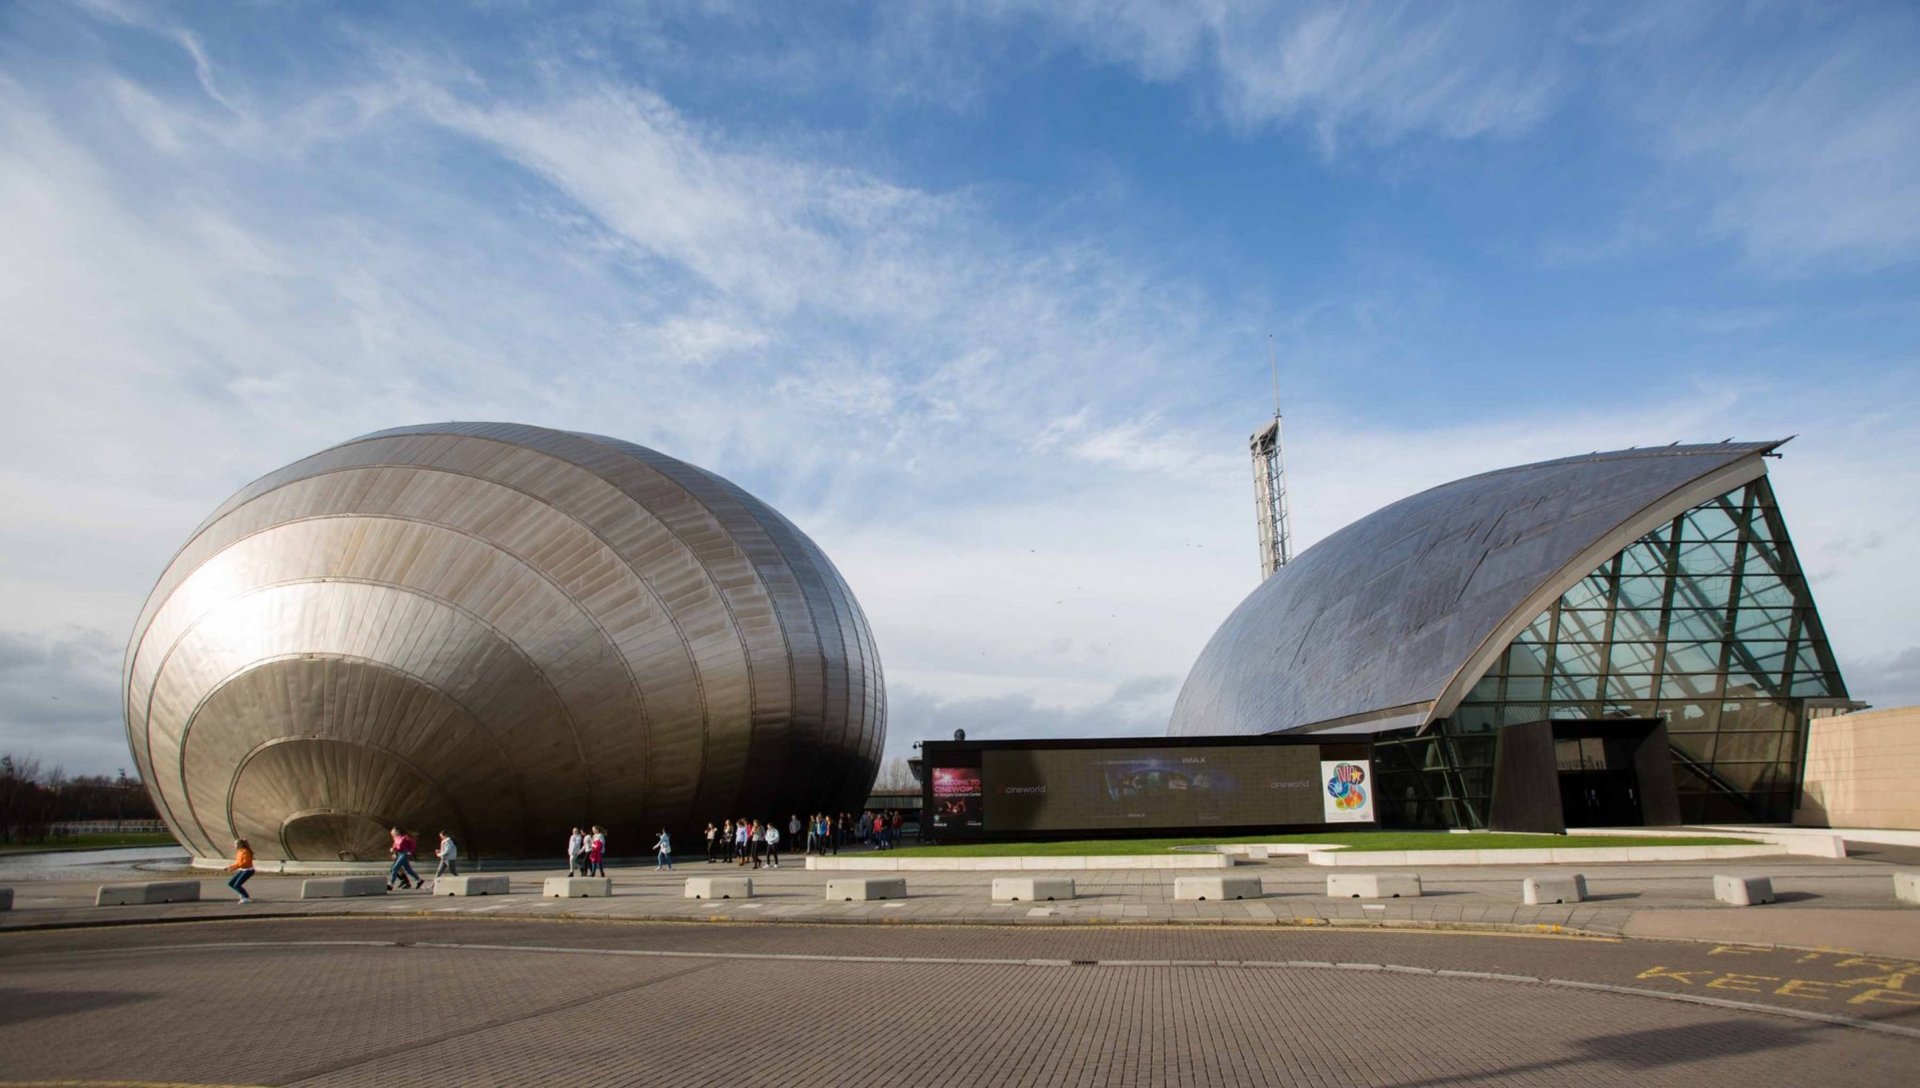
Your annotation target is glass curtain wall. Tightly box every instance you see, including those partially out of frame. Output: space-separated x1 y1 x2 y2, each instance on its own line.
1376 478 1847 828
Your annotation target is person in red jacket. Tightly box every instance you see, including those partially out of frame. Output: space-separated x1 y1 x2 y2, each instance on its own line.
387 827 422 890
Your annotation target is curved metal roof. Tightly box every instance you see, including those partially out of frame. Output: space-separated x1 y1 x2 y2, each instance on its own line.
1168 441 1784 738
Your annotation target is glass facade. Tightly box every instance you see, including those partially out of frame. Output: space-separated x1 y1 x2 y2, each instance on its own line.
1375 478 1847 828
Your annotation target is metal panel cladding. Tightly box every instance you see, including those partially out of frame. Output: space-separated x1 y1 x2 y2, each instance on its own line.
123 423 886 862
1169 443 1783 739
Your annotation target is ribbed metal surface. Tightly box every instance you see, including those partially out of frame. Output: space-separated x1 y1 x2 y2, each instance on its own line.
123 423 885 861
1169 443 1781 738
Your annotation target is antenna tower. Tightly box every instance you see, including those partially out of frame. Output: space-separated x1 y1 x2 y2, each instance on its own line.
1250 336 1293 578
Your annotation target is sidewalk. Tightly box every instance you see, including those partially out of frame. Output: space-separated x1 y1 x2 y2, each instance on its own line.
4 852 1915 958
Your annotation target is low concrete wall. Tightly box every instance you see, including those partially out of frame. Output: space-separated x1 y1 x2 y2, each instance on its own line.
1796 706 1920 831
97 880 201 906
1306 843 1785 866
806 854 1231 872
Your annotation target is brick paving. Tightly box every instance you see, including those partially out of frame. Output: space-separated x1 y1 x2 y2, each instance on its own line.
0 917 1914 1086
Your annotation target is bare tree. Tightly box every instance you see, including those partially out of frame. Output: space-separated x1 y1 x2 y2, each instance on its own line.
874 756 918 792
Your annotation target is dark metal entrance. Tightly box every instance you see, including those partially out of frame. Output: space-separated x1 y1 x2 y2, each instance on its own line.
1488 718 1680 834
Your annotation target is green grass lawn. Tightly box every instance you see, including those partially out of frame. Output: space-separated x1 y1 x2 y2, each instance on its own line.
0 831 181 854
884 831 1759 857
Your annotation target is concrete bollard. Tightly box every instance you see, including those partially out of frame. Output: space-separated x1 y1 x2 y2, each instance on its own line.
1327 873 1422 899
1523 874 1587 905
992 876 1075 902
301 876 389 899
434 875 511 896
1892 872 1918 906
1174 875 1265 901
685 876 753 900
826 877 907 901
0 887 13 911
1714 875 1775 906
96 880 201 906
543 877 613 898
1246 846 1271 860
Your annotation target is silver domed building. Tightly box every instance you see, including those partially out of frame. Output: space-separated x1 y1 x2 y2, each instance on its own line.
1171 442 1851 829
125 423 885 863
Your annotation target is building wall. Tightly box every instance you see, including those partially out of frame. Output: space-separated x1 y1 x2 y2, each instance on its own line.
1795 707 1920 829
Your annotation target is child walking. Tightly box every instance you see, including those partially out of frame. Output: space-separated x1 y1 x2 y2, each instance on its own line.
225 838 255 904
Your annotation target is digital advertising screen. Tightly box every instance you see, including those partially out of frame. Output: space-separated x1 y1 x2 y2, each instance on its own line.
929 765 983 832
979 745 1327 832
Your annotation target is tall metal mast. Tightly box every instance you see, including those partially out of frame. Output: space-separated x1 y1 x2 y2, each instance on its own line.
1250 336 1293 578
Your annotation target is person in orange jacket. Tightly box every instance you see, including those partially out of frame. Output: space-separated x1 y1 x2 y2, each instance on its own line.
225 838 256 904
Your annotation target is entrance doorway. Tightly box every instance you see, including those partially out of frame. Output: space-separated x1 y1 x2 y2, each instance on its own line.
1555 735 1645 827
1488 718 1681 833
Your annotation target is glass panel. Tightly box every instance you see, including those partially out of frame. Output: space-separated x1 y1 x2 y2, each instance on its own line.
1615 577 1668 611
1713 762 1767 791
1612 608 1665 642
1550 673 1601 700
1719 701 1789 732
1465 676 1502 702
1501 703 1546 726
1554 642 1606 674
1609 642 1659 674
1560 575 1611 611
1679 503 1740 542
1606 674 1655 700
1716 732 1784 762
1663 641 1723 674
1618 541 1668 577
1671 575 1735 610
1557 611 1610 643
1668 608 1728 641
1453 706 1498 733
1662 700 1720 733
1600 699 1657 721
1505 675 1548 701
1548 702 1598 719
1733 608 1794 641
1507 643 1549 676
1737 573 1795 609
1732 641 1790 678
1669 730 1716 761
1677 539 1739 576
1514 612 1553 645
1660 673 1722 700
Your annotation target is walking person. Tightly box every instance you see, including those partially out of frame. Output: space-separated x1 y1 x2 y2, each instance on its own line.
654 828 673 870
765 821 781 868
225 838 256 904
891 809 905 848
735 819 751 866
588 826 607 877
387 827 422 890
705 822 719 863
750 820 765 869
567 827 585 876
433 831 460 886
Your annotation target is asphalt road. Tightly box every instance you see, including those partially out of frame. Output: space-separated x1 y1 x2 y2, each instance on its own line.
0 917 1915 1087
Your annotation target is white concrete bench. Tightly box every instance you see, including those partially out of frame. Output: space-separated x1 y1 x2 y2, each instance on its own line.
1523 874 1587 905
992 876 1075 902
1714 875 1775 906
301 876 388 899
543 877 613 898
96 880 201 906
1327 873 1422 899
1174 875 1264 901
826 877 906 901
1896 872 1919 906
685 876 753 900
434 875 510 896
0 887 13 911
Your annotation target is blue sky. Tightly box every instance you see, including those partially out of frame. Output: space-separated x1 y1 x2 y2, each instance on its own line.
2 1 1917 775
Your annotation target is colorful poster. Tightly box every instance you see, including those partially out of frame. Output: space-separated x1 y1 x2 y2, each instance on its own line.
1320 759 1373 823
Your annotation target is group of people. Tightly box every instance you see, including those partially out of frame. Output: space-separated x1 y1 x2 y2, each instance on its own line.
214 809 912 904
701 810 907 868
566 826 608 876
218 826 460 903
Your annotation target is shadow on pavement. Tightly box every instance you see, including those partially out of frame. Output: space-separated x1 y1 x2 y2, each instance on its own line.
1380 1019 1822 1086
0 987 153 1027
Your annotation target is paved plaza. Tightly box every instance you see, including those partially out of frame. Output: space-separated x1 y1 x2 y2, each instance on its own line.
2 847 1917 1085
